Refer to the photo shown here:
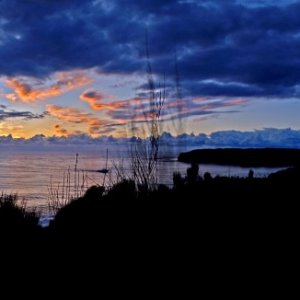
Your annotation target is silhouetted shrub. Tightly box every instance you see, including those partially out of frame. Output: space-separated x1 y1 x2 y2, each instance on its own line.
84 185 105 200
173 172 185 189
186 163 199 185
0 194 40 242
248 169 254 179
204 172 212 182
107 179 137 200
0 195 38 226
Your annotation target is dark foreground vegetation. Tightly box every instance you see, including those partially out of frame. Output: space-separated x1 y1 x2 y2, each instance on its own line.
178 148 300 167
1 165 299 285
1 165 299 244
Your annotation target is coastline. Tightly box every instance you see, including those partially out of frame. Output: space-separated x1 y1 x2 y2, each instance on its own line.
178 148 300 167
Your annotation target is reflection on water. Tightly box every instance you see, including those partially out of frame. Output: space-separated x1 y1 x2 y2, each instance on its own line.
0 146 282 211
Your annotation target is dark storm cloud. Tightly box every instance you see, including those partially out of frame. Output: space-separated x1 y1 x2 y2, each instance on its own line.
0 0 299 98
183 81 263 97
0 107 46 120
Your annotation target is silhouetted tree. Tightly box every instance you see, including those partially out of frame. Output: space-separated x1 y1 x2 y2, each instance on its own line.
173 171 185 189
248 169 254 179
187 163 199 185
204 172 212 182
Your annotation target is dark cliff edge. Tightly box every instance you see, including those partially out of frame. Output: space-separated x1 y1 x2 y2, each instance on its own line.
178 148 300 167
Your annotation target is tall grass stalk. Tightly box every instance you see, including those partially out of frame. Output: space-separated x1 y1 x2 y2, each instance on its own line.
48 154 88 214
0 193 38 222
128 36 165 191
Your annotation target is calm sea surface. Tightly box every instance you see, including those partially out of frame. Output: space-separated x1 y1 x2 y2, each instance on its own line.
0 146 282 214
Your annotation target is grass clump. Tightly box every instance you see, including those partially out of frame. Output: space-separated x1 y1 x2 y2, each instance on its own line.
0 194 40 241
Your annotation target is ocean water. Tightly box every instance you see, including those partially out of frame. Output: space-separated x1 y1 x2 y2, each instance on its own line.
0 145 282 214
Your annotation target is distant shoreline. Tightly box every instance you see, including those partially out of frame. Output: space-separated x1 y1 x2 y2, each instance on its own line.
178 148 300 167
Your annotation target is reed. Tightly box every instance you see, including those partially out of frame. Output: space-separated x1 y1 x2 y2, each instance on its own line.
0 193 39 224
48 154 88 214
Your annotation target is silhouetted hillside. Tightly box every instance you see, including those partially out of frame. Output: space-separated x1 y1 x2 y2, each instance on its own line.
1 165 299 281
178 148 300 167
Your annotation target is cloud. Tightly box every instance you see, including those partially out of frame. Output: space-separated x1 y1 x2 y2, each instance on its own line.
5 79 62 102
0 106 46 120
47 105 96 123
80 90 127 110
0 0 300 99
107 95 246 125
4 71 91 103
46 104 122 136
160 127 300 149
53 124 69 137
206 128 300 148
183 81 263 97
1 127 300 149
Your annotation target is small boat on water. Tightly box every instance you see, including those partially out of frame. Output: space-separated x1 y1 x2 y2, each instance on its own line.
96 168 109 174
95 149 109 174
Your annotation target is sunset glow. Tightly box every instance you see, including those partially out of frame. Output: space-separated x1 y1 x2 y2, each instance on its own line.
0 0 299 140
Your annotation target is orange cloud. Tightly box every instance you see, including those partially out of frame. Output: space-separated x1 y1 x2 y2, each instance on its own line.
5 71 91 103
54 124 69 137
0 121 25 138
80 90 127 110
46 104 112 137
6 79 62 102
47 105 95 123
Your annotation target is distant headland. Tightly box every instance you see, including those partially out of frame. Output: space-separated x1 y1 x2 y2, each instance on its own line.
178 148 300 167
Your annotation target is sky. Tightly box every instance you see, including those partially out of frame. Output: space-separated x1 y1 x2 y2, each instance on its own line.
0 0 300 140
